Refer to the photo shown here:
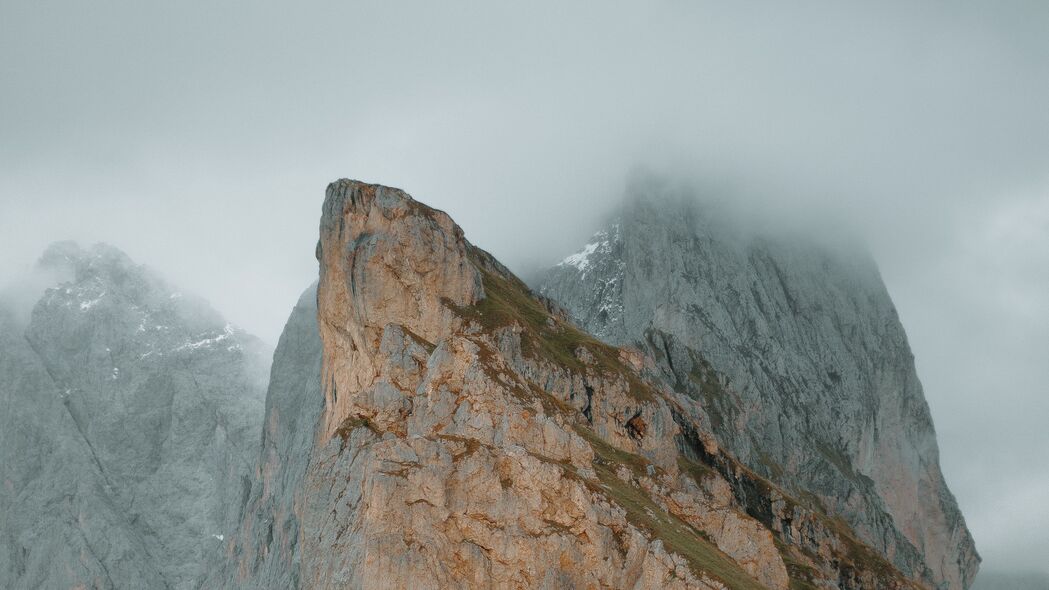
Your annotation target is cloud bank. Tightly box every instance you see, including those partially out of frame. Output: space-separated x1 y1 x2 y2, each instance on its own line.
2 0 1047 577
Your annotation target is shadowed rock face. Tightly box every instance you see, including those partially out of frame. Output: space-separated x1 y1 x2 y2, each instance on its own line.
0 242 269 590
212 283 323 589
223 179 930 590
538 186 980 589
1 183 969 590
315 181 484 439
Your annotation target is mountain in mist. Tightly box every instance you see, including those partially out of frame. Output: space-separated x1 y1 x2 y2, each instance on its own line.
537 181 979 589
0 179 980 590
214 180 942 589
0 242 269 589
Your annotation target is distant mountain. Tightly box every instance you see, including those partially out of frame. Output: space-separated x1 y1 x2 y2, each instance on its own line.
1 180 981 590
0 242 269 589
538 181 979 588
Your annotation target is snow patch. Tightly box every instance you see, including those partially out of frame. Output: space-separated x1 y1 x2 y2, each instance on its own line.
174 323 240 353
559 241 601 272
79 292 105 311
556 224 620 274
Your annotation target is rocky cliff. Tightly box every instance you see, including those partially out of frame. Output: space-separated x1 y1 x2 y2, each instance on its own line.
0 242 269 589
212 283 324 588
221 179 930 589
538 183 980 589
0 182 959 589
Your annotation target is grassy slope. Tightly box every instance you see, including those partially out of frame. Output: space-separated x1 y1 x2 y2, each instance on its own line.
450 245 919 590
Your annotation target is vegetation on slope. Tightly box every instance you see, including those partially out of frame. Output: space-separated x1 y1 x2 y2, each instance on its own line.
450 244 921 590
456 246 651 401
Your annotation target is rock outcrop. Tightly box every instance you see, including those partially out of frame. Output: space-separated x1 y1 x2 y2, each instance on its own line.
212 283 324 589
538 182 980 589
0 243 269 589
223 179 926 589
1 181 961 590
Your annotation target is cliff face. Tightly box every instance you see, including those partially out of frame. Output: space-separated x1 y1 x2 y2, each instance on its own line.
224 179 928 590
538 187 980 589
214 283 324 589
0 243 269 589
0 183 969 590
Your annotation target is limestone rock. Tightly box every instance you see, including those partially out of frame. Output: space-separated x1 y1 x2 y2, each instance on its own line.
0 242 269 589
224 179 935 590
538 184 979 589
306 180 767 588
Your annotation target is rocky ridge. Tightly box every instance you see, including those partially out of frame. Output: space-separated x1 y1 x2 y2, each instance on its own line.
0 242 269 589
538 184 979 589
0 181 959 589
222 179 927 589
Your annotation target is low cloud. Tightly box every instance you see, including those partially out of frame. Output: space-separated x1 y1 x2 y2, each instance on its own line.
1 0 1047 575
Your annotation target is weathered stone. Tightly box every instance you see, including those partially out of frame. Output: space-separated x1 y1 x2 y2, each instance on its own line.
223 180 793 589
0 243 269 590
538 185 979 589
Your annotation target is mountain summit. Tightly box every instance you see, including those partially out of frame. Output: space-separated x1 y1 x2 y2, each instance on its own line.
0 242 269 589
538 184 979 589
1 181 976 589
220 179 933 589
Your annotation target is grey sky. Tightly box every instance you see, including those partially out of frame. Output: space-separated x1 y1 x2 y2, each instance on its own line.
2 0 1047 578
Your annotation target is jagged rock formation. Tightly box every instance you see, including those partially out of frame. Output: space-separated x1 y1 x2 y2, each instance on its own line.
538 183 979 589
212 283 324 588
222 179 927 589
0 243 269 589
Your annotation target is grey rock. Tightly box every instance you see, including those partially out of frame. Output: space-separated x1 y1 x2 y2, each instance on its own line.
0 242 269 589
538 186 980 589
213 283 323 589
217 180 795 589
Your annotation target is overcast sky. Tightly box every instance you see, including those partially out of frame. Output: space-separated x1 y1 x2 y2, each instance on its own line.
2 0 1047 579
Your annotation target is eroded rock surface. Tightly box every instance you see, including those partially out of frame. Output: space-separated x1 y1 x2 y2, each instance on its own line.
538 183 979 589
224 179 926 589
0 243 269 590
304 181 772 589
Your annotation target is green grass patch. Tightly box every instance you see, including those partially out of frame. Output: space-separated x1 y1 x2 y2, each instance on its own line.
590 459 765 589
570 423 763 589
572 424 652 476
677 455 718 484
773 537 822 590
453 251 653 402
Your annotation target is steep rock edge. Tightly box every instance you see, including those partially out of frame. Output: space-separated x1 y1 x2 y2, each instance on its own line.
225 179 924 589
0 242 269 590
214 283 324 588
537 187 979 589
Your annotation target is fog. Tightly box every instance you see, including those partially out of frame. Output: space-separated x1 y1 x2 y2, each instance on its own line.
2 0 1047 579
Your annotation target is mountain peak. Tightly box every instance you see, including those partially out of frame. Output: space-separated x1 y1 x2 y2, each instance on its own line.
38 240 137 280
539 189 979 589
1 242 269 589
222 180 935 590
316 178 484 437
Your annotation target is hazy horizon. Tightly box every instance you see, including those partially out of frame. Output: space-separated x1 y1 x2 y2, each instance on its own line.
3 0 1047 580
